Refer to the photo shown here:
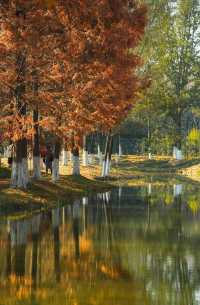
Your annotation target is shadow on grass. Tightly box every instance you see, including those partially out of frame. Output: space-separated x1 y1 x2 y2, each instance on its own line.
0 166 11 178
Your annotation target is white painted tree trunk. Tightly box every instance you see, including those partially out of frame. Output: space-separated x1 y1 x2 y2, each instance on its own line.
72 155 80 175
148 152 152 160
101 160 106 177
97 144 101 158
62 149 68 166
105 158 111 176
101 158 111 177
52 158 59 182
10 158 29 188
106 191 111 203
119 143 122 157
82 197 88 205
32 156 41 179
173 146 183 160
82 149 88 166
173 184 183 197
148 183 152 195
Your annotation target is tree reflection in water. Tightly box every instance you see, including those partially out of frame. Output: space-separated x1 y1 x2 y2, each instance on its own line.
1 182 200 304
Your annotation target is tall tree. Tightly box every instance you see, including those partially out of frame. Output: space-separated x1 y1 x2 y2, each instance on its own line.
139 0 200 159
0 0 147 185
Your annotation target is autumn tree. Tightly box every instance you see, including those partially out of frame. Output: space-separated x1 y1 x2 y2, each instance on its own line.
0 0 147 185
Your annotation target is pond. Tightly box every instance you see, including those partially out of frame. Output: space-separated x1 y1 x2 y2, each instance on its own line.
0 179 200 305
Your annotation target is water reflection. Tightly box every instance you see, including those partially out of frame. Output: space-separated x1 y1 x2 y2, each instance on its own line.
1 183 200 304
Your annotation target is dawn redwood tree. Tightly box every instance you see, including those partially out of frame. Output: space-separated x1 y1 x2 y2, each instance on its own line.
0 0 147 185
53 0 147 176
0 0 31 188
0 0 72 184
36 0 147 178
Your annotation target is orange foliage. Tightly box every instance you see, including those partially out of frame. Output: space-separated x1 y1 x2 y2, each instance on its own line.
0 0 147 145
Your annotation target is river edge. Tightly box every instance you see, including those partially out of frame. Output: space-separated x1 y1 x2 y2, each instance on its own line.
0 155 200 218
0 174 112 219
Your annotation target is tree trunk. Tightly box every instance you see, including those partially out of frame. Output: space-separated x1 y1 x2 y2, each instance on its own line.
118 135 122 157
101 135 109 177
33 108 41 179
97 144 101 158
32 69 41 179
101 133 112 177
173 114 184 160
11 9 29 188
82 135 88 166
52 141 61 182
72 146 80 175
11 130 29 188
105 135 113 176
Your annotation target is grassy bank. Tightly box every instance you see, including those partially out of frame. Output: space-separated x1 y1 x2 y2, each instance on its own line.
1 154 200 217
0 164 110 218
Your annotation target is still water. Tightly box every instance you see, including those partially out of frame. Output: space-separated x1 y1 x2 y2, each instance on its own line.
1 181 200 305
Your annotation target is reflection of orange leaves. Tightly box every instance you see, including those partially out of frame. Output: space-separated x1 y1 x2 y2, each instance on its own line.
80 235 92 254
7 274 32 301
16 286 31 300
9 274 32 286
100 264 119 279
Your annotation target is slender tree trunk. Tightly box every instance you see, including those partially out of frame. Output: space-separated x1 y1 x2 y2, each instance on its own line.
33 108 41 179
82 135 88 166
32 70 41 179
118 134 122 157
52 140 61 182
97 133 103 164
101 133 111 177
101 135 109 177
173 111 184 160
106 135 113 176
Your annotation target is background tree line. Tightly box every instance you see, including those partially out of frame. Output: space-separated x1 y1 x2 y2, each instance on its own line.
121 0 200 158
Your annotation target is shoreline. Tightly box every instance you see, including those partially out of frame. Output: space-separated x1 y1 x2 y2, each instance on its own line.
0 155 200 218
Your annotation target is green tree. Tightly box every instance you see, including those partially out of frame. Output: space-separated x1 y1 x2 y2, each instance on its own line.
134 0 200 158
